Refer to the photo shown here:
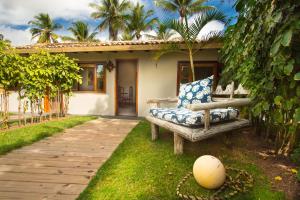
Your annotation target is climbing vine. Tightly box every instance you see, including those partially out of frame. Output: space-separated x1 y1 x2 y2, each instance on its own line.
221 0 300 154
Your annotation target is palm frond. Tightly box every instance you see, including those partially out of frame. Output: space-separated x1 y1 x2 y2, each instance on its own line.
153 43 183 61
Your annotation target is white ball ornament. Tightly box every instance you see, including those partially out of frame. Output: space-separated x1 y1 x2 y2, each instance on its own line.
193 155 226 189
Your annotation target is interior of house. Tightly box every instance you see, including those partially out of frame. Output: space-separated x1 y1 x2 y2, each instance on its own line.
117 60 137 116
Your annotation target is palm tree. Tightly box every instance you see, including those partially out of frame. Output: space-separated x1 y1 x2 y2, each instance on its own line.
62 21 99 42
28 13 62 43
157 10 226 81
90 0 131 41
121 30 134 41
145 23 175 40
126 3 158 40
154 0 215 20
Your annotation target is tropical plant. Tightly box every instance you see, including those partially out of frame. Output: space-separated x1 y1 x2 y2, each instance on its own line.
28 13 62 43
90 0 131 41
220 0 300 155
62 21 99 42
156 10 226 81
145 23 175 40
125 3 157 40
154 0 215 20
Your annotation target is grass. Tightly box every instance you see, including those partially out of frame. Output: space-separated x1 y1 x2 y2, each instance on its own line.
78 121 285 200
0 115 97 155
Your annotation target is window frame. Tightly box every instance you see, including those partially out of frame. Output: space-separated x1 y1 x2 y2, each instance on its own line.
176 61 219 95
73 62 106 93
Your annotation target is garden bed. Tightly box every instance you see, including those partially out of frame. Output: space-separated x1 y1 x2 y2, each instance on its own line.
78 121 298 200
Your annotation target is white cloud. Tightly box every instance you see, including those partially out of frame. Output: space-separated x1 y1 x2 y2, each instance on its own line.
167 15 225 41
0 26 33 46
198 20 224 39
0 0 95 25
0 0 143 25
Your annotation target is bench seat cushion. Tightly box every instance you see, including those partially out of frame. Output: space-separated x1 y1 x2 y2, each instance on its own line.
149 107 239 127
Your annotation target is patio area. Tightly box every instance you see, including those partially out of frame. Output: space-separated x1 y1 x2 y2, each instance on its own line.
0 118 139 200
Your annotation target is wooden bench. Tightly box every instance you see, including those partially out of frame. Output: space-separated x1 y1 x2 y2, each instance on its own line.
146 82 251 155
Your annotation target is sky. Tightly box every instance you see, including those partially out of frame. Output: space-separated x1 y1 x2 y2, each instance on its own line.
0 0 237 46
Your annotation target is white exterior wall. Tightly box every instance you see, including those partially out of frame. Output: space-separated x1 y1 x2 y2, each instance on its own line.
8 50 219 116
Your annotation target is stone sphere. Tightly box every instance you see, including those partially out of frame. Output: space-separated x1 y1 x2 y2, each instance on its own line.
193 155 226 189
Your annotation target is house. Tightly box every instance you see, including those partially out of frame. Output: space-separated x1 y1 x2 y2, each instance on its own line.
13 40 222 117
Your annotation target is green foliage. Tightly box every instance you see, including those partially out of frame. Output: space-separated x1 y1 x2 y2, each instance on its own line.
221 0 300 153
23 51 81 100
144 23 175 40
89 0 131 40
0 41 81 124
154 0 215 19
62 21 99 42
157 10 226 81
125 2 157 40
0 41 24 90
291 143 300 165
28 13 62 43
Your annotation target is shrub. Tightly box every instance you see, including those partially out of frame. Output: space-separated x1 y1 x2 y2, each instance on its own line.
221 0 300 154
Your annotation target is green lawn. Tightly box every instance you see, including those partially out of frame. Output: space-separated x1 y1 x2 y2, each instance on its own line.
0 115 97 155
78 121 285 200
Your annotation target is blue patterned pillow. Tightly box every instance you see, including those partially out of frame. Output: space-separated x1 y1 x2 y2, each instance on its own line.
177 76 213 108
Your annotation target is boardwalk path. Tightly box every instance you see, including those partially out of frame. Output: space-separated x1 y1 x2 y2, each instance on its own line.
0 118 139 200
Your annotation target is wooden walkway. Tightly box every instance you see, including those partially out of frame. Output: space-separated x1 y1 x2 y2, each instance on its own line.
0 118 139 200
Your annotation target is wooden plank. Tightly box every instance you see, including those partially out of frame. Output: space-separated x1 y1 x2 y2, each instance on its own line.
0 181 85 195
146 116 250 142
0 172 91 184
5 152 104 163
147 98 178 104
0 191 77 200
186 98 251 111
0 165 96 176
0 118 139 200
0 158 101 169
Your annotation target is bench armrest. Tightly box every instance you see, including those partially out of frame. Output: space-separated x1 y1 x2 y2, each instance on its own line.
147 97 178 108
186 98 251 111
147 98 178 104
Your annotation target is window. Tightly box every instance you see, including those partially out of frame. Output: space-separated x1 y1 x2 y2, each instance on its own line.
177 61 219 94
73 63 106 92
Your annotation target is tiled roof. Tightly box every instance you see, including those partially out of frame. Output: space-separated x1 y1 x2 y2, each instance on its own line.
16 40 222 53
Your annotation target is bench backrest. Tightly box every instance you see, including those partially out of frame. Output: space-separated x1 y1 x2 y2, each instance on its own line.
213 82 249 98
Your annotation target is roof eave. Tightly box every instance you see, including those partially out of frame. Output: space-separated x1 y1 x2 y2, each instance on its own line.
15 42 222 54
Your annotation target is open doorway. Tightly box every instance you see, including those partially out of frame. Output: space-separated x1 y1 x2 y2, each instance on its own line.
116 60 138 116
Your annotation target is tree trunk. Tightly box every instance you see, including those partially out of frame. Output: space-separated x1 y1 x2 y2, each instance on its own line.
30 101 34 124
109 26 118 41
2 91 9 129
49 99 52 121
17 91 22 126
188 49 195 81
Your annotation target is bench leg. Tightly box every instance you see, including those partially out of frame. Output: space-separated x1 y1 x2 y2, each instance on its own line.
174 132 184 155
151 123 159 141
